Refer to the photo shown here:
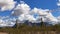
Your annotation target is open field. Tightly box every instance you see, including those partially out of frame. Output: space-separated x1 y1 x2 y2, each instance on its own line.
0 22 60 34
0 25 60 34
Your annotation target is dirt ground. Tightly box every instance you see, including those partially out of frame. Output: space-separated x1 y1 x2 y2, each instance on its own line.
0 32 8 34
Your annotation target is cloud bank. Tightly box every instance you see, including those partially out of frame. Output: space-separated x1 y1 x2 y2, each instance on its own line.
12 1 59 25
0 1 60 27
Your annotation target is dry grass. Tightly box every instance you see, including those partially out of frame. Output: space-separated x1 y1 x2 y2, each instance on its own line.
0 23 60 34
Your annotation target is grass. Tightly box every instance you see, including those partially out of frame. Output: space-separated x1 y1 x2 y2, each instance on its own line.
0 23 60 34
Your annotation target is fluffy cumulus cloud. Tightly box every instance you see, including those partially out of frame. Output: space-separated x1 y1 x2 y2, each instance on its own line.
57 0 60 6
18 14 36 23
12 1 37 23
57 2 60 6
45 13 58 25
0 0 16 11
57 16 60 23
12 1 30 16
0 16 16 27
31 8 58 25
0 1 60 27
11 1 60 25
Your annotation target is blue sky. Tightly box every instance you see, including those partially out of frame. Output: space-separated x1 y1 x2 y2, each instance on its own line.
0 0 60 17
21 0 57 9
0 0 60 26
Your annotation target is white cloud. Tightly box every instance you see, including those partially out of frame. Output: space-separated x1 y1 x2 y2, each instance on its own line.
0 0 16 11
0 19 3 24
0 16 16 27
18 14 36 23
57 0 60 6
57 2 60 6
12 2 30 16
31 8 49 15
0 1 59 27
57 16 60 23
11 1 59 25
45 13 58 25
31 8 58 25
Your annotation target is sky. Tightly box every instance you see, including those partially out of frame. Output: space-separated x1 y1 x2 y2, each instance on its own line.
19 0 60 17
21 0 57 9
0 0 59 17
0 0 60 27
0 0 59 16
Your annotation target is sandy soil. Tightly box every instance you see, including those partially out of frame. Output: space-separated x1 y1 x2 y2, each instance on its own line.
0 32 8 34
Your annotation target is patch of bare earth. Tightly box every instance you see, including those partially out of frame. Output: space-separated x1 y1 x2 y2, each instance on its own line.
0 32 8 34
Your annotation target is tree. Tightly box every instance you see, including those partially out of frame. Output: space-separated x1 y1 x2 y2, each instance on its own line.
40 18 44 27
